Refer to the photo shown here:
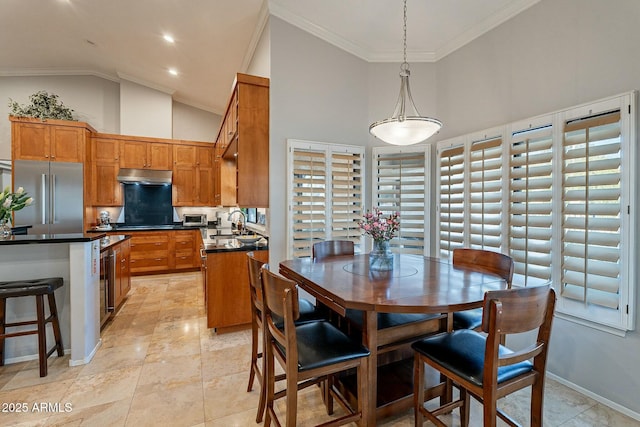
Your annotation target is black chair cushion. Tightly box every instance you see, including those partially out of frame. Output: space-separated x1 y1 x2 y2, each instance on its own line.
452 308 483 330
0 278 63 298
411 329 533 387
275 320 370 372
346 309 441 330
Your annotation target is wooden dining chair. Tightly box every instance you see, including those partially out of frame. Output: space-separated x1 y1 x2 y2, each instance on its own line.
245 251 322 423
260 267 370 427
452 248 514 332
312 240 355 260
412 284 556 427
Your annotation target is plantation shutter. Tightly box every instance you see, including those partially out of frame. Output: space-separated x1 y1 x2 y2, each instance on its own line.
437 145 465 259
290 148 327 258
509 123 554 285
372 147 428 255
561 110 622 309
287 140 365 258
330 151 364 252
469 136 503 251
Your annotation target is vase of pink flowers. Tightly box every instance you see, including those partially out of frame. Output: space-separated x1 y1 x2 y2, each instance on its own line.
359 208 399 271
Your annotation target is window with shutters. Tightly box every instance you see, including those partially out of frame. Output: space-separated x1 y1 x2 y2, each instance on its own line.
372 146 430 255
469 135 503 251
437 142 465 259
435 93 636 333
559 106 629 329
287 140 364 258
509 119 554 287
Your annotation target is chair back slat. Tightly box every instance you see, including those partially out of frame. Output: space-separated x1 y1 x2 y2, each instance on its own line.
260 267 300 326
312 240 355 260
482 285 555 336
453 248 514 287
247 252 267 310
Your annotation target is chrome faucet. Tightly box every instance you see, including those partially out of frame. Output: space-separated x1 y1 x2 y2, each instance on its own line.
227 210 246 235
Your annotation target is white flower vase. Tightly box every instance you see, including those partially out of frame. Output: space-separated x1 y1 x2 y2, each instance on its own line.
369 240 394 271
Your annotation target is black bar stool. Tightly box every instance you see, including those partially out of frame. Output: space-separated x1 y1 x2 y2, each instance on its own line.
0 278 65 377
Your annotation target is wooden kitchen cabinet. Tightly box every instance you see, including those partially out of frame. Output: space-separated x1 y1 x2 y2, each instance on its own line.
91 136 122 206
174 229 199 269
120 139 172 170
214 73 269 207
128 231 171 274
206 249 269 330
113 238 131 309
10 116 93 163
172 144 215 206
118 230 202 275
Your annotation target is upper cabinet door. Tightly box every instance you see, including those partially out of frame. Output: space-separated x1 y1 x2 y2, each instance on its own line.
11 120 86 163
120 140 148 168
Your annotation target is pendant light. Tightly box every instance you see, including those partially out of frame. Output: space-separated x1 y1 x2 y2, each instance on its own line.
369 0 442 146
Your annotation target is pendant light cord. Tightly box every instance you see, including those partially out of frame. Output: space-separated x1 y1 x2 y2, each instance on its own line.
403 0 408 66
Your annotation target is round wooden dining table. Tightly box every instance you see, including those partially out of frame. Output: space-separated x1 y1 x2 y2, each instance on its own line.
279 253 508 426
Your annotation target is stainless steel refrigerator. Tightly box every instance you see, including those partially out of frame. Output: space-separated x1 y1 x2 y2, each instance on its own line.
13 160 84 234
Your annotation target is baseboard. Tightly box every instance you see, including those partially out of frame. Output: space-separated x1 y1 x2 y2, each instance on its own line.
4 348 71 365
547 372 640 422
68 340 102 367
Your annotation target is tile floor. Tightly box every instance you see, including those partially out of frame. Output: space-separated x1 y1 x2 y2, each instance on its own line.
1 272 639 427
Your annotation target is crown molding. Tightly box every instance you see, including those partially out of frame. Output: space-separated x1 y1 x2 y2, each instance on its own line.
269 0 540 63
172 96 220 115
241 0 270 72
0 68 119 83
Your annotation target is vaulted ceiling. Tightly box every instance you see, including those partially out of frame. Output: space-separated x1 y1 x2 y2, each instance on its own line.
0 0 539 115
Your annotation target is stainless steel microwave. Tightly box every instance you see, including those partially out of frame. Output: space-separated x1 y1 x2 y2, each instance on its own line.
183 213 207 227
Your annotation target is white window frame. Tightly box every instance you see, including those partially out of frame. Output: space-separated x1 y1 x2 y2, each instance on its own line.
286 139 365 259
435 92 636 334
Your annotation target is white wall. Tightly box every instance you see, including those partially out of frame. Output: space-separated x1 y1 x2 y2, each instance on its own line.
269 16 370 265
172 101 220 142
119 79 172 138
266 0 640 416
0 75 121 158
0 75 219 162
246 17 270 78
431 0 640 415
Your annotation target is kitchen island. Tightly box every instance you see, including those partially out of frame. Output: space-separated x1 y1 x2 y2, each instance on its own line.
203 235 268 331
0 233 104 366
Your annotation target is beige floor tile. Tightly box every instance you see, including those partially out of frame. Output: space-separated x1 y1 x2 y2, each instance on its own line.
3 273 637 427
45 398 131 427
77 342 149 377
135 352 202 395
0 379 75 426
126 380 204 427
203 371 260 421
1 355 81 391
61 366 141 410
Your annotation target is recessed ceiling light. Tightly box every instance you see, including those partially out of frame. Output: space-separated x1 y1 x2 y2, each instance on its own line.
163 34 175 44
168 68 178 76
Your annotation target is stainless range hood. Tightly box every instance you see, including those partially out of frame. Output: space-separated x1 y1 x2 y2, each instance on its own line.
117 168 172 184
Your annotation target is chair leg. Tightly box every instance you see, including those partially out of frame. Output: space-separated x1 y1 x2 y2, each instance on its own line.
264 342 275 427
35 295 47 377
413 353 425 426
0 298 6 367
530 378 545 427
357 356 369 427
483 388 498 427
247 323 258 392
285 368 298 427
255 328 267 423
460 388 470 427
47 293 63 357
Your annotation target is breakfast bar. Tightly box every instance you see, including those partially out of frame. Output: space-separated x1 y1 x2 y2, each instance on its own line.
0 233 104 367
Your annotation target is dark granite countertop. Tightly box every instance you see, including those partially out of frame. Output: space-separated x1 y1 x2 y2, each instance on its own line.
204 241 268 254
99 234 132 252
0 232 104 246
87 224 204 232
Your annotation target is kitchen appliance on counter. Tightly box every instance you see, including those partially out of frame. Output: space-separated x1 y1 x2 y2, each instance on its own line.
97 210 112 230
13 160 84 234
183 213 207 227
